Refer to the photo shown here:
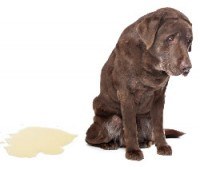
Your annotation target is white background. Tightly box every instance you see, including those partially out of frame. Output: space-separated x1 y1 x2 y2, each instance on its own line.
0 0 199 169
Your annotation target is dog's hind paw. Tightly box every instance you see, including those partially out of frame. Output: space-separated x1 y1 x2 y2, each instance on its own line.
99 141 120 150
157 145 172 155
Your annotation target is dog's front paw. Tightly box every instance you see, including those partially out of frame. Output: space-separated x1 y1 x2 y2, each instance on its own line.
157 145 172 155
126 149 144 161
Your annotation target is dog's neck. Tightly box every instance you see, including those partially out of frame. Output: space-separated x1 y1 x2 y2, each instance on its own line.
142 51 168 78
137 51 169 89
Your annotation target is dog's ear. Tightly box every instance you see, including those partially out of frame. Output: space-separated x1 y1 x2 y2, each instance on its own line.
189 45 192 52
136 15 161 50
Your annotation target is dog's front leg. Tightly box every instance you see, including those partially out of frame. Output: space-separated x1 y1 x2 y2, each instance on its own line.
118 90 144 161
150 90 172 156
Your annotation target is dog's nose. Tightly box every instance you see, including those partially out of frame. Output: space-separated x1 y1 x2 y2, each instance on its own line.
180 61 192 76
182 67 191 75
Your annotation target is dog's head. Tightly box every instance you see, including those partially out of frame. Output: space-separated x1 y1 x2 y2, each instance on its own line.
136 8 193 76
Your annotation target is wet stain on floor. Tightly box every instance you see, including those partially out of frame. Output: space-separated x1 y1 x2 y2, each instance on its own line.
4 127 76 158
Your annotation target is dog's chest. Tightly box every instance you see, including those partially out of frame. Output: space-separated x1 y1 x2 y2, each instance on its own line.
133 89 155 114
129 77 167 114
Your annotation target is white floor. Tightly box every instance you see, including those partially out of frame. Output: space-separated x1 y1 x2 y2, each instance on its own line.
0 131 199 170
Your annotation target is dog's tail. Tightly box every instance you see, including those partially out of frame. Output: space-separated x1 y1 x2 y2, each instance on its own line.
164 129 185 138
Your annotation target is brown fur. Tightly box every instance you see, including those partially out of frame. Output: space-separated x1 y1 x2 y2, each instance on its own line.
86 7 192 160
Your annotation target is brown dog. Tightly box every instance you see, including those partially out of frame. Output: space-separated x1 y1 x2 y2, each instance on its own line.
86 7 192 160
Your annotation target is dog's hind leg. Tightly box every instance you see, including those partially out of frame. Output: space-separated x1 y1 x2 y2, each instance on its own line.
85 115 123 150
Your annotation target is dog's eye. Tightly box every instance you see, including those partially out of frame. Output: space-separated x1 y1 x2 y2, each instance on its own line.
166 34 176 42
168 36 174 41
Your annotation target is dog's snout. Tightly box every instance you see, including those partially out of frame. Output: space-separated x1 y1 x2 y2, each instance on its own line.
181 64 192 72
180 60 192 76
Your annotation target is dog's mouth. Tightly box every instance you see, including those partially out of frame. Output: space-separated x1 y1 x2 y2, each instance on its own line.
165 68 190 77
169 70 190 77
162 63 191 77
156 62 191 77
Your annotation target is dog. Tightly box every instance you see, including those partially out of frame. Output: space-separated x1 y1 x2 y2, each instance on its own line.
85 7 192 160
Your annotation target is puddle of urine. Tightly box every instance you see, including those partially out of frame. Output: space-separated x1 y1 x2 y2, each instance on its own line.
4 127 76 158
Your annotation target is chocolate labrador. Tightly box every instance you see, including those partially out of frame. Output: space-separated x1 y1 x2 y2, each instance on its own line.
85 7 192 160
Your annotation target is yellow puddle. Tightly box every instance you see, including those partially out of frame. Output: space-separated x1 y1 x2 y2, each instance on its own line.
4 127 76 158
